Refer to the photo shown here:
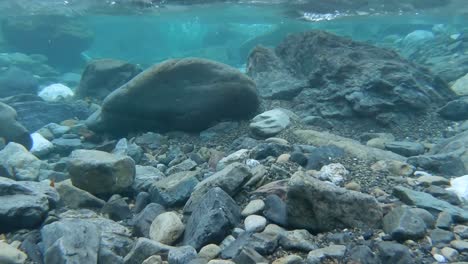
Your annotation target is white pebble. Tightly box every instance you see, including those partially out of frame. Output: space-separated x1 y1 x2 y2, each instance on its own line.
38 83 74 102
433 253 446 263
244 215 267 232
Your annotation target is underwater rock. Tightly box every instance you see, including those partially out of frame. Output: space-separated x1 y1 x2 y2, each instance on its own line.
6 98 93 132
376 241 414 264
149 212 185 245
123 237 173 264
76 59 142 100
393 186 468 220
250 109 291 138
408 129 468 176
41 218 100 263
149 170 199 207
0 142 43 181
451 73 468 95
0 102 32 149
0 241 27 264
30 132 54 157
294 129 405 162
0 67 38 98
183 187 241 250
0 177 57 232
68 149 135 195
247 30 454 124
384 141 425 157
287 171 383 233
87 58 259 135
133 165 165 193
55 180 105 209
41 210 133 263
383 206 427 241
438 97 468 121
184 163 251 213
1 16 93 69
132 203 166 238
38 83 74 102
247 46 307 99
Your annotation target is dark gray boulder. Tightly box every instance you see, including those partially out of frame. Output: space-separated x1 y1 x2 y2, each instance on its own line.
0 177 58 232
68 149 135 196
438 97 468 121
149 170 199 207
55 179 105 209
41 219 100 264
87 58 259 134
168 246 197 264
183 163 251 213
393 186 468 221
123 238 173 264
408 129 468 176
247 30 454 124
376 242 414 264
383 206 427 241
76 59 142 100
246 46 307 99
0 67 38 98
287 171 383 233
183 187 241 250
41 210 133 264
348 245 380 264
0 102 32 149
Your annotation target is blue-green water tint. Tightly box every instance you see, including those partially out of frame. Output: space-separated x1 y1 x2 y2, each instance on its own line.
1 2 467 70
81 3 467 69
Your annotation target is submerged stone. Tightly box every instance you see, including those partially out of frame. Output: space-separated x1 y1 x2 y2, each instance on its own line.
87 58 259 135
287 171 383 232
0 102 32 150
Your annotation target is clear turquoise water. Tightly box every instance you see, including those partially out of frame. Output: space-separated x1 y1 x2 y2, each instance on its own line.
83 3 468 68
1 2 467 70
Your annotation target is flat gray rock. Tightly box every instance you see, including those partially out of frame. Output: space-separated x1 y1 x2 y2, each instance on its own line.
287 171 383 232
133 165 165 193
384 141 425 157
250 109 290 138
68 149 135 195
184 163 251 213
393 186 468 221
383 206 427 241
149 170 199 207
0 177 57 232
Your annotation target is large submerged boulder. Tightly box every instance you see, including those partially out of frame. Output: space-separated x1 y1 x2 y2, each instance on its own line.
0 102 32 149
247 30 454 123
87 58 259 134
76 59 142 100
0 67 38 98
